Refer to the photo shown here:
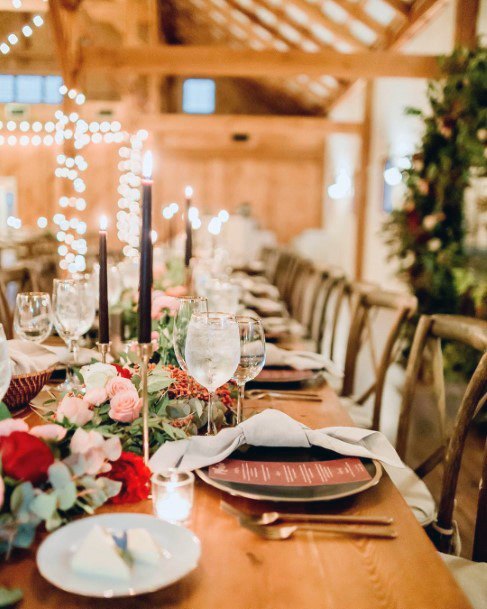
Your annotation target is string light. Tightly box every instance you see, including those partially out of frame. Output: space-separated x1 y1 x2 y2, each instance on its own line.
0 14 44 55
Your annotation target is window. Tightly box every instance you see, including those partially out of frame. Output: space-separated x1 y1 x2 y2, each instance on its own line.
182 79 216 114
0 74 63 104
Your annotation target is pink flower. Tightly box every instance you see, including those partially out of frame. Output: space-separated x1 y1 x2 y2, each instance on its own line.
417 179 429 196
56 396 94 426
0 419 29 437
109 391 143 423
151 292 179 319
0 477 4 510
165 285 187 298
105 376 136 399
83 386 108 406
30 424 67 442
69 428 122 475
151 330 159 341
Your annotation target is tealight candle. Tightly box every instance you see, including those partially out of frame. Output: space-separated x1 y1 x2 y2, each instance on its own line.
152 469 194 525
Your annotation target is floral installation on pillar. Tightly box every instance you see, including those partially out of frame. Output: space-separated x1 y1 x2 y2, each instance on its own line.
384 46 487 376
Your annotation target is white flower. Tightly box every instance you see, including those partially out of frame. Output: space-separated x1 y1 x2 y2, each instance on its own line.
81 362 118 391
477 128 487 141
422 214 438 231
427 238 442 252
402 251 416 268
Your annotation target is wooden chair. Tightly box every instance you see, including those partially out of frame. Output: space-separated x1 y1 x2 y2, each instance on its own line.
0 264 40 338
393 315 487 554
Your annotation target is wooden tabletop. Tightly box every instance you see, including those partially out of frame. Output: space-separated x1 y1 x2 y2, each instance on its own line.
3 385 472 609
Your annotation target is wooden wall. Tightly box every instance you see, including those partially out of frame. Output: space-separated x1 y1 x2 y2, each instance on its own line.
0 127 324 248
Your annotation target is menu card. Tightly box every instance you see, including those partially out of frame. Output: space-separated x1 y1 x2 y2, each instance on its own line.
209 458 371 487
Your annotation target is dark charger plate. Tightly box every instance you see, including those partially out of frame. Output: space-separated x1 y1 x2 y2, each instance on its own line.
197 445 382 502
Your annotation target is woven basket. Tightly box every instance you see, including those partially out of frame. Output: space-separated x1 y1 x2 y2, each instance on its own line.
3 368 54 412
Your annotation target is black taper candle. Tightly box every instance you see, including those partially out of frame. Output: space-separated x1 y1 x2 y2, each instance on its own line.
98 219 109 344
184 186 193 267
138 151 153 344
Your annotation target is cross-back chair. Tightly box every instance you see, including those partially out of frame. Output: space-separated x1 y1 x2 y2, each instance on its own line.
394 314 487 556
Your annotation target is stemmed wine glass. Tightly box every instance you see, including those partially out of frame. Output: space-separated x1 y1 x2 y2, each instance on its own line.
185 312 240 434
14 292 53 344
232 316 266 423
52 278 96 391
173 296 208 371
0 323 12 402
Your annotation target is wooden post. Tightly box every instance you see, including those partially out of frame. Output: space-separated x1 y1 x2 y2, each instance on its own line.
354 80 373 280
455 0 480 48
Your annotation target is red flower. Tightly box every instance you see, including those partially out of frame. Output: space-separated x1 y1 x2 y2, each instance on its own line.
105 451 151 504
0 431 54 484
113 364 132 379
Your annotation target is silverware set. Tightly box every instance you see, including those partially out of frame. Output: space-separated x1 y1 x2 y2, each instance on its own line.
221 502 397 540
245 389 322 402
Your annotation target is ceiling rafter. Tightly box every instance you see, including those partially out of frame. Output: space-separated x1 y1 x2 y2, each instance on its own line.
333 0 387 37
380 0 410 17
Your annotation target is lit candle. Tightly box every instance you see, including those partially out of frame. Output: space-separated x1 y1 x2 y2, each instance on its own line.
151 470 194 524
98 215 109 344
184 185 193 267
155 492 192 523
139 151 153 344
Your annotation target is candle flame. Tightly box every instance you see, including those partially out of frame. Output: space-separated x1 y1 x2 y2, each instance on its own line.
99 215 108 231
142 151 153 179
184 185 193 199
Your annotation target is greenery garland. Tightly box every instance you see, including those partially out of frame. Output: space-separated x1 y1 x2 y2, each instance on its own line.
384 46 487 375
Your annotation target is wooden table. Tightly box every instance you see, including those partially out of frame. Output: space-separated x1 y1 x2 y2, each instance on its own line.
3 385 472 609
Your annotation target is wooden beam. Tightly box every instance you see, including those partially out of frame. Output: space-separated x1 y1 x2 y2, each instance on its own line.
354 80 373 280
334 1 386 37
381 0 410 17
387 0 448 48
0 0 48 10
81 45 441 79
455 0 480 48
136 113 362 135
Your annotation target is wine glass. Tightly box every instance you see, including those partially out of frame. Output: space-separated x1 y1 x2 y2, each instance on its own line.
232 316 266 424
0 323 12 401
185 312 240 434
206 279 241 314
173 296 208 371
52 278 96 390
14 292 53 344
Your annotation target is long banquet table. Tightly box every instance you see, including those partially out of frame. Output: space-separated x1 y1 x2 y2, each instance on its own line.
4 383 472 609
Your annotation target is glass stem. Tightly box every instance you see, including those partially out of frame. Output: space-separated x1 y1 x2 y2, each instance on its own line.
207 391 215 435
237 383 245 425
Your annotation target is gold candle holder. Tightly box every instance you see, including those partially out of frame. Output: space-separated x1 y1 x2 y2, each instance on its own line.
139 342 154 465
96 342 112 364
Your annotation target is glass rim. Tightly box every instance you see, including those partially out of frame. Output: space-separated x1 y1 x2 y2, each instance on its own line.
151 469 195 487
16 291 50 298
176 296 207 303
191 311 237 321
235 314 263 324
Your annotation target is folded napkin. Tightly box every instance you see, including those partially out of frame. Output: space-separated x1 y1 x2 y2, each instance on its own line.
262 316 306 337
265 343 343 377
149 409 404 473
243 293 285 314
8 340 105 375
234 277 279 299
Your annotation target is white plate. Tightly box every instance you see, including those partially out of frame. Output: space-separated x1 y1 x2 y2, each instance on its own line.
37 513 201 598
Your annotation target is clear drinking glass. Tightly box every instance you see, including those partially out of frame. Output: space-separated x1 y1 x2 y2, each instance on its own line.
232 316 266 424
206 279 241 314
173 296 208 371
52 278 96 390
0 323 12 401
14 292 53 344
185 312 240 434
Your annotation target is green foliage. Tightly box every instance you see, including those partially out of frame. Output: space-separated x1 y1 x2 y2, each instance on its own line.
0 586 23 607
384 46 487 376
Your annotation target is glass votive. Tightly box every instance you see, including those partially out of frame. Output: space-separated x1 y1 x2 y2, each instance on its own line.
151 469 194 525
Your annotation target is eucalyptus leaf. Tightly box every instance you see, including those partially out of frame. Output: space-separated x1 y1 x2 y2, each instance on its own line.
0 586 23 607
0 403 11 422
30 493 57 521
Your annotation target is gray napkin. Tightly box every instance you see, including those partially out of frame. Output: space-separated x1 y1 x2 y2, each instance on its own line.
149 409 404 473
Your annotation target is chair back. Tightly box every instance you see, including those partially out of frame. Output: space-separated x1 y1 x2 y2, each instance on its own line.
396 314 487 557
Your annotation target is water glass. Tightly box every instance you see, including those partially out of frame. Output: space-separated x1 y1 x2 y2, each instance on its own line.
232 316 266 423
151 470 194 525
172 296 208 371
0 323 11 401
185 312 240 434
206 280 240 314
14 292 53 344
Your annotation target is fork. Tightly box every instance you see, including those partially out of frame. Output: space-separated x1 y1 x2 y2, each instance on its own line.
221 502 394 526
239 519 397 540
246 391 322 402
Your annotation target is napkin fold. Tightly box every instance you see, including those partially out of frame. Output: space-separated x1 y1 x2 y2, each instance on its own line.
149 409 404 473
265 343 343 377
8 340 106 375
262 316 307 337
243 293 285 314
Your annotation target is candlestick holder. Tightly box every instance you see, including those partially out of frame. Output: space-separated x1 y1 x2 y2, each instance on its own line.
96 342 112 364
138 342 154 465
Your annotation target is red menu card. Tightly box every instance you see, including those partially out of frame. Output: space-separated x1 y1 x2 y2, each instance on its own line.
209 458 372 487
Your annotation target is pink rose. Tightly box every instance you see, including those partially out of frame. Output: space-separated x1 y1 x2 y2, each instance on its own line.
165 285 187 298
0 419 29 437
109 391 142 423
151 292 179 319
151 330 159 341
83 387 108 406
56 396 94 426
29 424 67 442
105 376 136 399
68 428 122 475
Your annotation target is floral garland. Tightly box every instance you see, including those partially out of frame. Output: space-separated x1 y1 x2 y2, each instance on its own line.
383 46 487 374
